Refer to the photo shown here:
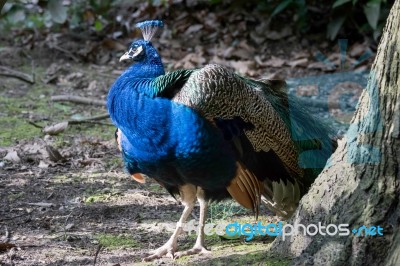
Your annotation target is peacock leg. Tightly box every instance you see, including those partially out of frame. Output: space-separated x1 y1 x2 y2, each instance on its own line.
143 184 197 261
175 188 211 258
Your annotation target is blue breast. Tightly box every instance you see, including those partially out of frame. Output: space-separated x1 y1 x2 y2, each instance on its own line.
107 66 237 189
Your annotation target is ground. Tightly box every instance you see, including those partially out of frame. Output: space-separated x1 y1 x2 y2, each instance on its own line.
0 6 374 265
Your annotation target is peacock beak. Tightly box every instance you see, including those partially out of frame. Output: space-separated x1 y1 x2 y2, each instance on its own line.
119 46 143 62
119 51 132 62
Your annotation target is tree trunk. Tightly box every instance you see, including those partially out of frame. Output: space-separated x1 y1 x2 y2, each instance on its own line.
271 1 400 265
0 1 6 13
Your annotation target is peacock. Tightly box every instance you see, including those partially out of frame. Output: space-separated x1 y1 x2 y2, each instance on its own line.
107 20 336 261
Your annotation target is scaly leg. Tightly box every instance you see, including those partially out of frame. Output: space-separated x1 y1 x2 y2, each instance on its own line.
175 188 211 258
143 184 197 261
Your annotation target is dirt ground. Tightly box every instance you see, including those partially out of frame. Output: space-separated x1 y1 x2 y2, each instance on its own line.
0 46 295 266
0 4 375 265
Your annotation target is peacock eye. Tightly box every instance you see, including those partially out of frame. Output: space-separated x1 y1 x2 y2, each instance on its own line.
129 45 144 56
119 44 144 61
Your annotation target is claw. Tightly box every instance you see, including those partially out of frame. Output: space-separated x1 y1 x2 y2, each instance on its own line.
174 245 211 259
142 242 177 262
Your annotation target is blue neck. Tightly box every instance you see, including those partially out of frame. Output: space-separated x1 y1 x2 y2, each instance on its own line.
123 52 165 79
107 48 166 143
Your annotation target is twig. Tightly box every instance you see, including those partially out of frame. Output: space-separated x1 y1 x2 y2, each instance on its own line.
68 113 110 125
0 213 29 222
0 65 35 84
50 44 80 62
70 120 113 126
93 244 103 266
51 95 106 106
4 226 10 242
28 121 44 129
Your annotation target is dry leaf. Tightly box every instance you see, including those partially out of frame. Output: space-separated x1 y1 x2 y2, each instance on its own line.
254 55 269 67
0 243 16 251
350 43 367 57
4 150 20 163
46 145 65 162
292 51 309 60
38 160 50 169
296 85 318 97
87 80 97 91
264 56 286 68
250 32 265 45
308 62 335 71
22 143 46 156
185 24 203 35
43 122 69 135
65 223 74 230
287 58 308 68
229 60 255 75
265 26 292 40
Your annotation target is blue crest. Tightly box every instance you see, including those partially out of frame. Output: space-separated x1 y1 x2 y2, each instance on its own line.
136 20 164 41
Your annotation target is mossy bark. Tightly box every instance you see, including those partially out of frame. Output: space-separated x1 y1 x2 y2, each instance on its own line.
271 1 400 265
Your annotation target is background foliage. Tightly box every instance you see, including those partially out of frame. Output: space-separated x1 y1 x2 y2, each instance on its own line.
0 0 394 41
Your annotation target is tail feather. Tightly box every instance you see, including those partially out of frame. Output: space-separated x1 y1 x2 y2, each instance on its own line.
261 179 301 218
227 162 262 219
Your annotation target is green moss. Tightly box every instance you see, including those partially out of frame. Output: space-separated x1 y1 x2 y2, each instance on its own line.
0 65 114 147
95 233 139 249
7 191 25 201
84 187 122 203
0 116 41 146
84 193 112 203
208 201 248 222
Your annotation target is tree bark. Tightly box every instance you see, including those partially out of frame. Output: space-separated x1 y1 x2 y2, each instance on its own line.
0 1 6 14
271 1 400 265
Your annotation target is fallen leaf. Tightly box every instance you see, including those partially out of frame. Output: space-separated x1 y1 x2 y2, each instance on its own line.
264 56 286 68
38 160 49 169
250 31 265 45
4 150 20 163
185 24 203 35
296 85 318 97
64 72 83 81
254 55 269 67
308 62 335 71
229 60 255 75
350 43 367 57
0 243 16 251
65 223 74 230
222 47 235 58
292 51 309 60
46 145 65 162
287 58 308 68
22 143 46 156
43 122 69 135
265 26 292 40
87 80 97 91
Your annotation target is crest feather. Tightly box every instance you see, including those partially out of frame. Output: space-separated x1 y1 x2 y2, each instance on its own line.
136 20 164 41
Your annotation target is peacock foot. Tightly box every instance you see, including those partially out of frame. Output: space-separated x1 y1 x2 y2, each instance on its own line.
142 242 176 262
174 244 211 259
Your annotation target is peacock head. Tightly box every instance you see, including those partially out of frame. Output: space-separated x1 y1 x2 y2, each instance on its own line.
119 20 164 64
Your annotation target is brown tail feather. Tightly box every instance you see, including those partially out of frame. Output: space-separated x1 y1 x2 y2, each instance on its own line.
226 162 262 219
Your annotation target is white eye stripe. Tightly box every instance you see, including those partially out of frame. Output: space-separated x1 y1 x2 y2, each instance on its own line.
128 46 143 57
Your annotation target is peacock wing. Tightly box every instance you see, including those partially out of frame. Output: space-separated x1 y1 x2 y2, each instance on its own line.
172 64 303 180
